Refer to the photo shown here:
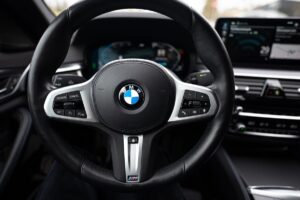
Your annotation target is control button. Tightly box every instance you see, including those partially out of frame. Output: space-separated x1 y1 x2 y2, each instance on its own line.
55 94 68 102
188 100 194 107
236 123 246 132
128 137 139 144
247 121 255 126
75 101 85 110
191 108 201 116
52 75 86 88
266 88 284 97
6 76 20 91
178 109 191 118
196 92 209 101
53 101 64 109
181 100 203 109
259 122 269 128
290 124 298 130
263 80 284 98
68 92 81 101
201 108 209 114
184 90 196 99
259 122 264 127
54 109 64 116
182 99 189 108
264 123 269 127
192 100 201 107
65 109 75 117
76 110 87 118
201 101 210 107
276 123 287 129
63 102 76 109
189 75 198 84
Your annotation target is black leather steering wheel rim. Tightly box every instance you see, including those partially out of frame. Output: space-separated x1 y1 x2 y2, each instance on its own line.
28 0 234 190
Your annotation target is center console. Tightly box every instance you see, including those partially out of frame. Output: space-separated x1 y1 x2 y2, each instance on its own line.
215 18 300 139
232 68 300 139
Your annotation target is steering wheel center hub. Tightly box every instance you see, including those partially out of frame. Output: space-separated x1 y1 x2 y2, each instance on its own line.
92 59 175 134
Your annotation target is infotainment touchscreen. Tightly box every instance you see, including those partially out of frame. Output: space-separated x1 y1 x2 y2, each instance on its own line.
215 18 300 66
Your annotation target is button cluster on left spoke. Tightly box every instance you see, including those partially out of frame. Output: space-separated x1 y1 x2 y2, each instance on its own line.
53 91 87 118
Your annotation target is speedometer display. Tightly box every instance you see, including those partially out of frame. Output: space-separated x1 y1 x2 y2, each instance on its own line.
90 41 183 71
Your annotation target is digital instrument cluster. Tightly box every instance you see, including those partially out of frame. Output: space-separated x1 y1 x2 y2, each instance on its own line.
89 41 185 73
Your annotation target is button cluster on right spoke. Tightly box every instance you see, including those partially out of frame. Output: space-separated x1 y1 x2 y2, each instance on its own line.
178 90 211 118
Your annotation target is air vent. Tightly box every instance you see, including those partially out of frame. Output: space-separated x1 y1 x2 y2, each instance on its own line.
235 77 266 96
281 80 300 100
0 75 20 96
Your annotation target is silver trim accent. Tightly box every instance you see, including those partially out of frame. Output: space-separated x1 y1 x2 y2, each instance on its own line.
241 131 300 139
18 64 31 88
250 186 300 200
56 63 82 73
43 78 98 123
0 88 7 94
123 135 143 183
235 85 249 92
239 111 300 121
234 68 300 80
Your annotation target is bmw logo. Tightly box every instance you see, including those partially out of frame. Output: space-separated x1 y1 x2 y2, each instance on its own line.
118 84 145 109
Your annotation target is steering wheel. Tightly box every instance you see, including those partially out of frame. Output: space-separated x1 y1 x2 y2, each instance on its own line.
28 0 234 190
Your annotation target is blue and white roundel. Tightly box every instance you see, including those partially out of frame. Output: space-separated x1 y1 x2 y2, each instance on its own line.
123 89 140 105
119 84 145 109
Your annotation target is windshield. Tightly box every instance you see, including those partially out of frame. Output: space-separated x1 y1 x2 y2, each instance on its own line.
44 0 300 23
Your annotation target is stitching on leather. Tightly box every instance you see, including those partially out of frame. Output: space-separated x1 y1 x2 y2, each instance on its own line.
66 8 71 24
191 11 196 32
81 159 87 175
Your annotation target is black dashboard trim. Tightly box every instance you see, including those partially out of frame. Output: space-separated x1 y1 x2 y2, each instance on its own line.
0 108 32 195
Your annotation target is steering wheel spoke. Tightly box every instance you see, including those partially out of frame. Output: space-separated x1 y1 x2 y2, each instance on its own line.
123 135 143 183
167 74 218 123
109 133 154 183
43 79 98 124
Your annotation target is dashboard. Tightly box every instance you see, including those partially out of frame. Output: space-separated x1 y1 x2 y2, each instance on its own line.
52 16 297 141
36 16 300 142
55 16 300 142
2 12 300 142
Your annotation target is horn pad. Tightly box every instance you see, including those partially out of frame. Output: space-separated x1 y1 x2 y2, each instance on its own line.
92 60 176 134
